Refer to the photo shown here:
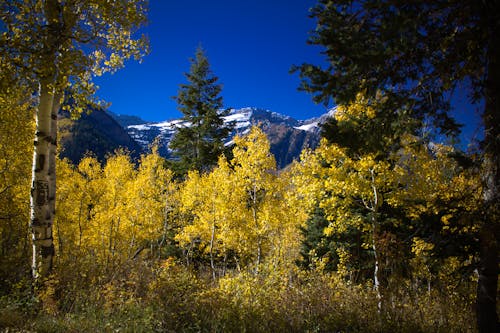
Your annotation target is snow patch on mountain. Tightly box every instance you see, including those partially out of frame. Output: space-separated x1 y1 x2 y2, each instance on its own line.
294 122 319 132
124 107 336 159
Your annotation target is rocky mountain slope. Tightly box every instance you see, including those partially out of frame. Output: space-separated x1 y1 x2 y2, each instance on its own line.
60 107 331 169
58 109 143 164
120 107 326 168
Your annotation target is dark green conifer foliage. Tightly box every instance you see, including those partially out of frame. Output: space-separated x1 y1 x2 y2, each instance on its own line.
297 207 369 276
170 47 233 176
297 207 335 270
321 103 416 159
295 1 500 330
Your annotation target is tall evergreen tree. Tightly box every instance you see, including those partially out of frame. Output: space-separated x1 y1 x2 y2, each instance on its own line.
295 1 499 330
170 47 233 176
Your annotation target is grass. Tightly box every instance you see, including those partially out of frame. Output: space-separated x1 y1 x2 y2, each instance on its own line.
0 262 477 333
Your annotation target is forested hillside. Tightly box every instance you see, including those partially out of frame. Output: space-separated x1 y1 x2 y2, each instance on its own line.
58 108 143 164
1 1 498 332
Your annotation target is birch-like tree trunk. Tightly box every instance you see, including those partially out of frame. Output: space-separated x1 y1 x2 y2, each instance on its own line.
1 0 148 286
209 218 216 281
49 92 61 220
30 79 56 280
371 218 381 313
251 183 262 274
368 168 382 312
29 0 62 283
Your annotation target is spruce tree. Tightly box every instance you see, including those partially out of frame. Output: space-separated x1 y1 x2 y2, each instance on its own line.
296 207 338 271
295 1 499 329
170 47 233 176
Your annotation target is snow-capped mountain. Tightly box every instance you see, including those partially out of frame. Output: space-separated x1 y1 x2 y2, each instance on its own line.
121 107 327 168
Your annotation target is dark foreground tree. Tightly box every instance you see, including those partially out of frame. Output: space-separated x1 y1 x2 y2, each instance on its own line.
170 47 233 176
294 1 499 331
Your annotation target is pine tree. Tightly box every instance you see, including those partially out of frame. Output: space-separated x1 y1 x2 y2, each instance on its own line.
170 47 233 177
296 207 333 270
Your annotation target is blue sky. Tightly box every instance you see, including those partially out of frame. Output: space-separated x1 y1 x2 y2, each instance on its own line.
95 0 329 122
94 0 481 145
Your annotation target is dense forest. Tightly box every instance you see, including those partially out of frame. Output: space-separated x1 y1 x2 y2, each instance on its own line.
1 0 498 332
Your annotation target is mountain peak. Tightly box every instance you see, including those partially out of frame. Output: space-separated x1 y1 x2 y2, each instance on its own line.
60 106 333 168
112 107 332 168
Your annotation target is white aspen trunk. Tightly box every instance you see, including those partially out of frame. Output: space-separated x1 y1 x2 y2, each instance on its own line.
48 92 61 253
209 196 217 280
48 92 60 218
256 237 262 274
158 199 171 258
222 251 228 276
30 80 55 280
372 219 382 313
251 183 261 274
369 168 382 313
77 196 84 249
29 0 65 284
210 219 216 280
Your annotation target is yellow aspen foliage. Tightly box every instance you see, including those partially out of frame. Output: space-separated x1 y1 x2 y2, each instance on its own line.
291 97 481 305
0 75 35 279
56 156 105 263
264 168 308 270
295 139 395 233
175 156 238 276
293 138 394 307
128 146 175 256
90 151 136 264
56 148 174 271
389 137 481 225
55 158 92 254
229 127 283 271
176 126 303 272
335 93 378 121
293 132 480 289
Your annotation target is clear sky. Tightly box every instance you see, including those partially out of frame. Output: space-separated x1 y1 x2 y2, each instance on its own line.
94 0 481 145
95 0 330 122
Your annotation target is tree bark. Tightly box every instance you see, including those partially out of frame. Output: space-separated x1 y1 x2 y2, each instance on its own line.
477 21 500 332
49 92 61 224
210 217 216 281
29 0 64 284
251 183 262 274
30 80 55 280
369 168 382 312
372 219 382 313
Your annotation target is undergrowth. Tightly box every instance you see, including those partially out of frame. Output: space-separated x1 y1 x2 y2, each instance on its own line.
0 260 476 333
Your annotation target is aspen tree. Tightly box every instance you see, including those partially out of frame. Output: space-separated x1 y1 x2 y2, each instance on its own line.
1 0 148 281
129 146 174 258
296 1 499 328
176 127 297 273
293 98 480 312
230 127 277 272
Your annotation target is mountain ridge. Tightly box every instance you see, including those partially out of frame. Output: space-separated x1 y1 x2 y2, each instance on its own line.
63 107 331 169
120 107 326 168
59 108 143 164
